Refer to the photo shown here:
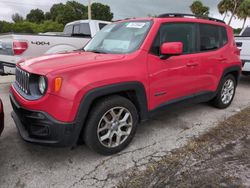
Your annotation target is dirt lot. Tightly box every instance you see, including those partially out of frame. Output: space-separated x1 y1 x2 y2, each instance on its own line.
0 75 250 188
118 107 250 188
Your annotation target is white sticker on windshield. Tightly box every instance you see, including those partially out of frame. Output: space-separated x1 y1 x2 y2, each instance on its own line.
126 22 146 28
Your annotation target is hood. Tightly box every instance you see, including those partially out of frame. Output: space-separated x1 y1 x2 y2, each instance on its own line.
19 51 125 75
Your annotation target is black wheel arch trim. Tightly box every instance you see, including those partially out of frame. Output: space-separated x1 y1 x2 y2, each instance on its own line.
220 65 241 85
74 81 149 140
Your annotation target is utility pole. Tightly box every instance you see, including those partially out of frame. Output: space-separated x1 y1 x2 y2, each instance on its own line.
88 0 92 20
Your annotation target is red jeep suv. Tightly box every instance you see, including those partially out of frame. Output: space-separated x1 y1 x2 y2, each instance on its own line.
10 14 241 155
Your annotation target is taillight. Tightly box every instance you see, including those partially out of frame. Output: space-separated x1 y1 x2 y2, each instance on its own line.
13 40 28 55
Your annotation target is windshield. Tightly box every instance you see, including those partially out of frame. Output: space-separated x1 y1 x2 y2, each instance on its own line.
84 21 152 54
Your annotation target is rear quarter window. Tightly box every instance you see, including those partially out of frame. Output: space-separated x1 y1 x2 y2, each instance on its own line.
199 24 220 51
63 25 73 35
80 23 91 36
199 24 228 52
73 24 80 34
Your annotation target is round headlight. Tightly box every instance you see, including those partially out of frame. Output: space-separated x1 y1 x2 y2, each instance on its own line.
38 76 47 95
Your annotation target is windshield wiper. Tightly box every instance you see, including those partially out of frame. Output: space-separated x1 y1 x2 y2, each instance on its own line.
88 50 107 54
74 48 85 52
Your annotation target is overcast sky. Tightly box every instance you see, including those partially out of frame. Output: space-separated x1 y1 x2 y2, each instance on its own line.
0 0 249 28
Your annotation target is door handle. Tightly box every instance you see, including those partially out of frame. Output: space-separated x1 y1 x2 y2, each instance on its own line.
186 62 198 67
213 57 227 61
218 58 227 61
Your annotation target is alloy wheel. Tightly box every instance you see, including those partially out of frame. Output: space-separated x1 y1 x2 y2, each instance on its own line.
97 107 133 148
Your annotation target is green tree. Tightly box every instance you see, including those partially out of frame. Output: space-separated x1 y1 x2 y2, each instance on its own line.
44 12 52 20
0 21 13 33
38 20 64 33
12 21 39 33
190 1 210 17
67 1 87 19
49 1 113 24
218 0 232 20
12 13 24 23
50 1 87 25
234 28 242 34
237 0 250 29
91 3 113 21
50 3 65 21
26 9 45 24
227 0 243 25
0 21 64 34
0 1 114 34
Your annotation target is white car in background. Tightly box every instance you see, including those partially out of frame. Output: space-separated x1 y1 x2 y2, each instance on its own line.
0 19 110 75
235 26 250 75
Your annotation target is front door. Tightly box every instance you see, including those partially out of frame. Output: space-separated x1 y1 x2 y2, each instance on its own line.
148 22 200 110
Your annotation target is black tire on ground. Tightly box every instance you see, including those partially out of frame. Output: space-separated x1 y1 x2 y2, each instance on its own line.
83 95 139 155
211 74 236 109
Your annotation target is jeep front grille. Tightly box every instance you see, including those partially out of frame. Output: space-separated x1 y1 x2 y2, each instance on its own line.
16 67 30 94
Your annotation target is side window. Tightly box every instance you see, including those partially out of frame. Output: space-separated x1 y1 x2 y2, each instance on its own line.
80 23 91 36
63 25 73 35
199 24 220 51
99 23 107 30
150 23 196 55
73 24 80 34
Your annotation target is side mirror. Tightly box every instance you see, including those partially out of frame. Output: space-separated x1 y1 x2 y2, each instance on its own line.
160 42 183 57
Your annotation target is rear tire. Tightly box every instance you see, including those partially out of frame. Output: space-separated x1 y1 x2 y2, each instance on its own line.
211 74 236 109
83 95 138 155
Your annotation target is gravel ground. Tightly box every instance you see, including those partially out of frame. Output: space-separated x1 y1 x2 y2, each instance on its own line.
118 107 250 188
0 75 250 188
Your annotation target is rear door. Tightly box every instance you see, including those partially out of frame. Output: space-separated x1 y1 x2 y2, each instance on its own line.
197 24 229 91
148 22 201 109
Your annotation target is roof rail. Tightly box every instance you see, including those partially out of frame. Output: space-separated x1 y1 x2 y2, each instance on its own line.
157 13 225 23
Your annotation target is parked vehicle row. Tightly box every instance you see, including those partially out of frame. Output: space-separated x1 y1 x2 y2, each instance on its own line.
8 14 241 155
0 20 110 75
235 27 250 75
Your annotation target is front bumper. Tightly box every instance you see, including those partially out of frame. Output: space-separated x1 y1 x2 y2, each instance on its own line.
10 93 80 147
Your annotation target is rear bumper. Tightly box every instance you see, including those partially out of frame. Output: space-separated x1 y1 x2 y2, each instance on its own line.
0 61 16 75
10 93 80 147
242 60 250 72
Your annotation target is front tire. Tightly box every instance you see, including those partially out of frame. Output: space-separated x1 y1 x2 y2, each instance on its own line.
83 95 138 155
211 74 236 109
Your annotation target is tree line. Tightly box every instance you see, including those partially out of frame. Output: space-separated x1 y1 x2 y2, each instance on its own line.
0 0 249 34
190 0 250 29
0 1 113 34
